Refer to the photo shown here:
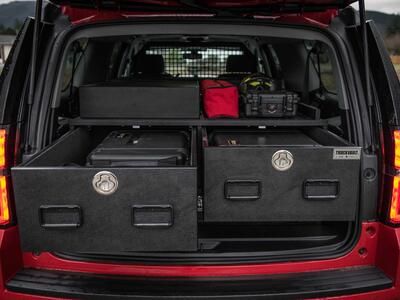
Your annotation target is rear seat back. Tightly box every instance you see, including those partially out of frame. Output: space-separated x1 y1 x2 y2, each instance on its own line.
219 55 257 82
131 54 171 79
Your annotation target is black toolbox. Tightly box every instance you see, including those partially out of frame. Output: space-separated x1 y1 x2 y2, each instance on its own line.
242 91 299 118
79 80 200 119
11 128 198 253
204 129 361 222
87 131 189 167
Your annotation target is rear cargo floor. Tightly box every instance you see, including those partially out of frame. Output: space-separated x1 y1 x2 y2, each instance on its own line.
53 221 353 264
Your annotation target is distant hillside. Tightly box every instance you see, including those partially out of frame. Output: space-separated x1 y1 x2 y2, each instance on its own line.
366 11 399 35
0 1 397 36
0 1 35 28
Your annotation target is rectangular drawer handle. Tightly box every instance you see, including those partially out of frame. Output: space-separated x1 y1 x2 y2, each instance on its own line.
39 205 82 229
303 179 340 200
132 205 173 228
224 180 261 201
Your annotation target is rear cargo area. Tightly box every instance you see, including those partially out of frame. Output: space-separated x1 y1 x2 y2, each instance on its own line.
11 24 364 262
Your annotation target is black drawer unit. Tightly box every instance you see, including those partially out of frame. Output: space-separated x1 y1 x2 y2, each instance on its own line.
11 129 198 253
204 130 361 222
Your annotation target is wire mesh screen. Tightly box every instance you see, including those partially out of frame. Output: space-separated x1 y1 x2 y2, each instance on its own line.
145 46 244 78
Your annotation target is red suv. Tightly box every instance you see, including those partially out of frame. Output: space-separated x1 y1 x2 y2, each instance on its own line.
0 0 399 299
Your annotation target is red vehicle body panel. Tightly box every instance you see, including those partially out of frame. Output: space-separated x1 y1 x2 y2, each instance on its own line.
0 222 399 298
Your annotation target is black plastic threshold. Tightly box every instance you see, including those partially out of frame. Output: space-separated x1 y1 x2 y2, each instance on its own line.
6 266 392 299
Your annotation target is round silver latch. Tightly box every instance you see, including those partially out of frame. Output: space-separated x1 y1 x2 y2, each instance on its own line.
272 150 294 171
92 171 118 195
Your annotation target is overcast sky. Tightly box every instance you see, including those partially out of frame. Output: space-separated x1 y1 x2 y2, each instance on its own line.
357 0 400 14
0 0 399 14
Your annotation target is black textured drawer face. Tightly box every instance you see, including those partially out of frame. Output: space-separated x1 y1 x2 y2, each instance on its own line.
204 146 360 222
12 167 197 252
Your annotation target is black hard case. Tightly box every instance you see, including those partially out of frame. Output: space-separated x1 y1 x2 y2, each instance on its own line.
204 130 361 222
242 92 299 118
87 131 189 167
79 80 200 119
11 129 198 252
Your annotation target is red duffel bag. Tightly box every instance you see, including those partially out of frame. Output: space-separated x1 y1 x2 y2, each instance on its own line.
201 80 239 119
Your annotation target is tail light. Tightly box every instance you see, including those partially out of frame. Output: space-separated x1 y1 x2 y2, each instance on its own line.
0 129 6 169
388 130 400 224
0 176 9 225
0 128 12 226
394 130 400 169
390 176 400 223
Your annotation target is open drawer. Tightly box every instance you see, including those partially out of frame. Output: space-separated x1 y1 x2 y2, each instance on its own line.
11 128 198 252
203 129 361 223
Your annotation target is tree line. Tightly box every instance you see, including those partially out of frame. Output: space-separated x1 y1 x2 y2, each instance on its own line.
385 15 400 55
0 19 23 35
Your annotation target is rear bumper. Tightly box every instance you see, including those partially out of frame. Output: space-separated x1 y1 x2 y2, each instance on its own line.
0 222 400 299
4 266 393 299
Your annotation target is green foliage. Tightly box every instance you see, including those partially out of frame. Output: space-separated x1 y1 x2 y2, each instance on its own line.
0 22 17 35
0 18 23 35
13 19 23 33
387 15 400 37
165 49 183 62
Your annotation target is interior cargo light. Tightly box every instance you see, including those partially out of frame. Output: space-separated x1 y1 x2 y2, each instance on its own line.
394 130 400 169
0 129 6 169
0 176 10 225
